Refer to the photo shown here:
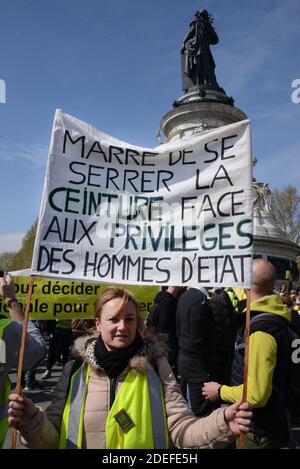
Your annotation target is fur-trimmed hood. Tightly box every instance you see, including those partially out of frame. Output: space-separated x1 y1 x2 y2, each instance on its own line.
72 332 168 374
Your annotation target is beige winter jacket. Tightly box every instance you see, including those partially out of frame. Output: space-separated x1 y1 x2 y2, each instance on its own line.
19 334 234 449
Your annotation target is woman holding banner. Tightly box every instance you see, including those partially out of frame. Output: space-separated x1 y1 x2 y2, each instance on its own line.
8 287 252 449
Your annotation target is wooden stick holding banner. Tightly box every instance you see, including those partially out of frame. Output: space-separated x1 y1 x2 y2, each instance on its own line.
239 288 251 449
11 275 35 449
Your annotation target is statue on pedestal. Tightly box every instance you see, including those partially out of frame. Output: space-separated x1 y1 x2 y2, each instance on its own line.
181 10 221 93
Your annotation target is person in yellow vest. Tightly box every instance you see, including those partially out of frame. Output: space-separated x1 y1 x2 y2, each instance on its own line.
0 273 46 448
202 260 295 448
285 270 293 291
8 287 252 449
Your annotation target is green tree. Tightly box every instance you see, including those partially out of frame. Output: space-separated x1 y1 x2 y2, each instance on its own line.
272 185 300 245
10 220 38 270
0 251 16 271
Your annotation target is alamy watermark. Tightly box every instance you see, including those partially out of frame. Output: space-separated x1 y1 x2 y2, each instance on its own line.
0 79 6 104
292 338 300 364
291 79 300 104
0 338 6 363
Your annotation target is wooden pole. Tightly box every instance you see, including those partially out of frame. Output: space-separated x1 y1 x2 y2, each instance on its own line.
11 275 35 449
239 288 251 449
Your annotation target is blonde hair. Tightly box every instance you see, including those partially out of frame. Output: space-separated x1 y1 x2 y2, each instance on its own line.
94 287 142 328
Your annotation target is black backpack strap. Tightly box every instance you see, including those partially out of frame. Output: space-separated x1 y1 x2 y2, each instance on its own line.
249 312 291 346
238 312 289 340
250 312 289 328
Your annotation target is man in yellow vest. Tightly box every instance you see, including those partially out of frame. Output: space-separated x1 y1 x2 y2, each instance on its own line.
0 273 46 448
285 269 293 292
203 260 294 448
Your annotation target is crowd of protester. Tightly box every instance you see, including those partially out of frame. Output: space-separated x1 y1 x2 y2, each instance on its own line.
1 262 300 449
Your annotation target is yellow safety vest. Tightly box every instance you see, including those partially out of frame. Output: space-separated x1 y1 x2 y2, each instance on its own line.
285 270 292 281
56 320 72 329
225 288 239 314
59 364 169 449
0 319 12 448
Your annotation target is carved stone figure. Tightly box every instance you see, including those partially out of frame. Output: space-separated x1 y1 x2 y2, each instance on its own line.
253 182 273 215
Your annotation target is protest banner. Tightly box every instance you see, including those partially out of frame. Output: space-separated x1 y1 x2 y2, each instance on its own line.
0 276 158 320
31 110 253 288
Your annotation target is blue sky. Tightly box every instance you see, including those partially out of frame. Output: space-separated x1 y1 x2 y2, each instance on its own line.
0 0 299 253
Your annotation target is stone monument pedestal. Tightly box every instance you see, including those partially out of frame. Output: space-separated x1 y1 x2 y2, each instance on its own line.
160 100 247 143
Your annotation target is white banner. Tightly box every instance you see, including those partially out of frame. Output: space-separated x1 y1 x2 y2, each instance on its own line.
31 110 253 288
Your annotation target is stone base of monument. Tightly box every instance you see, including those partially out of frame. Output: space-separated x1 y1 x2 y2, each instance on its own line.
254 235 300 287
174 86 234 106
254 235 300 262
160 100 247 143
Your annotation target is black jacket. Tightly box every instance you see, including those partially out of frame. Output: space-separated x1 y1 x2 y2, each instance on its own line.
147 290 178 369
176 288 216 378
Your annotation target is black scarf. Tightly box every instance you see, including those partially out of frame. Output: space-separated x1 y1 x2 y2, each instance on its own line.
94 332 144 379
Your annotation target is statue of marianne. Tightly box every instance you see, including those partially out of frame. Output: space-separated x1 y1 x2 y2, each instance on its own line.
181 10 220 93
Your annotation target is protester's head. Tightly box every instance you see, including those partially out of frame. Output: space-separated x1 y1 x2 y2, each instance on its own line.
94 288 141 351
280 283 287 294
165 286 186 297
251 259 277 299
281 292 294 308
211 289 234 322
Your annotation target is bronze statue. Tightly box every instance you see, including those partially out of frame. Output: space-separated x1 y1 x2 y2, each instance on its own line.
181 10 221 93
